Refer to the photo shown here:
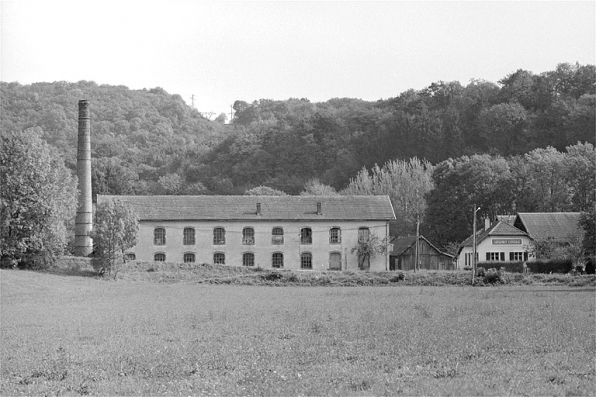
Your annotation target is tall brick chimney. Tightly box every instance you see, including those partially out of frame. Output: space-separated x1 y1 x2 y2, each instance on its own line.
74 100 93 256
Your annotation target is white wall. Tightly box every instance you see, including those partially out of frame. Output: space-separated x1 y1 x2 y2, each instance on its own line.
457 235 534 267
129 220 390 271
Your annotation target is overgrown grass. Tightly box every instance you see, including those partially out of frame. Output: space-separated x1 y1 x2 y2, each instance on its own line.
46 258 596 288
1 269 594 396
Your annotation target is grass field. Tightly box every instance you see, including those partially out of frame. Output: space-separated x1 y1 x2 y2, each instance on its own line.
1 268 595 396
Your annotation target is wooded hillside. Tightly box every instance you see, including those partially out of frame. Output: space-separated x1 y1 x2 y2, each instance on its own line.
1 62 594 248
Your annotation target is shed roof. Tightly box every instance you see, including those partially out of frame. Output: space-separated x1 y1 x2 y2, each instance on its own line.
391 235 454 258
97 195 396 222
514 212 582 242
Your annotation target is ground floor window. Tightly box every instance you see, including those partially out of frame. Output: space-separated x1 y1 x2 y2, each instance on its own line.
301 252 313 269
509 252 526 261
243 252 254 267
486 252 505 261
272 253 284 268
214 252 225 264
329 252 341 270
184 253 195 263
125 253 136 261
154 253 165 262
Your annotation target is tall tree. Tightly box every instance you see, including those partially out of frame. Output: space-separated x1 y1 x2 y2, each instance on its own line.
0 129 77 267
92 199 139 278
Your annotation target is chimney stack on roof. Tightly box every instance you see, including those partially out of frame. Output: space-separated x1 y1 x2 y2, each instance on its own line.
256 203 261 215
485 217 491 231
317 202 322 215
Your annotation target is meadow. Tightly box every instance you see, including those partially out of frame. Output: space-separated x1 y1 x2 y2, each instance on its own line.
1 268 594 396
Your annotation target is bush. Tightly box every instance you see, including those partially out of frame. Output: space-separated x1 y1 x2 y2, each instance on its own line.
390 273 405 283
585 258 595 275
527 259 573 274
478 261 525 273
483 269 501 284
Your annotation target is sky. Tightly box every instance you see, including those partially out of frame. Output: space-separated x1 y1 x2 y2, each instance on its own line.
1 1 594 118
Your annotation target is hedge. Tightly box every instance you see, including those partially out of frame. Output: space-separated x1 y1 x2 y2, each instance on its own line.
527 259 573 274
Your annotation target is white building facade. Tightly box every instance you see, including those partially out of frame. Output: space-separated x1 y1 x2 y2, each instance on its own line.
97 195 396 272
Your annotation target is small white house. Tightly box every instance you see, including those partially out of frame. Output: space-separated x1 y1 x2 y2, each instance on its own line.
456 219 533 268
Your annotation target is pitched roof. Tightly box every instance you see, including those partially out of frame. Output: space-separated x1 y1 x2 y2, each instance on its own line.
514 212 582 242
97 195 396 222
391 235 454 258
460 221 529 249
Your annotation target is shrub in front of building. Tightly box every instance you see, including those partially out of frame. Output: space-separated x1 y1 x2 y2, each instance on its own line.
526 259 573 274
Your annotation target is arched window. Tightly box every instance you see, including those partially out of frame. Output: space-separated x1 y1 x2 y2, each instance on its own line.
243 252 255 267
358 227 370 242
272 227 284 244
301 252 313 269
300 227 312 244
183 228 195 245
154 253 166 262
329 252 341 270
183 253 195 263
213 228 226 245
213 252 225 264
272 253 284 268
329 227 341 244
242 227 255 245
154 228 166 245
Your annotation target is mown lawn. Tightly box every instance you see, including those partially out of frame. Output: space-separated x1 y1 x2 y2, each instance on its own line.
1 269 594 396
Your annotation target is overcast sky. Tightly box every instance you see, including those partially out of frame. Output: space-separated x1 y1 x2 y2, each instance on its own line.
1 1 594 117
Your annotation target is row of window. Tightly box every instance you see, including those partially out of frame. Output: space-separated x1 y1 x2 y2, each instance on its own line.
154 227 370 246
465 251 529 266
152 251 343 270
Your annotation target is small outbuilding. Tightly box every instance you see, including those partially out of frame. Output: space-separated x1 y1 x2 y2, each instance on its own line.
389 235 455 271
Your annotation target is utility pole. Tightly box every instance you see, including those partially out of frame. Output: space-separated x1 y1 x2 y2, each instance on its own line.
229 105 234 122
472 205 480 285
190 94 195 109
415 213 420 272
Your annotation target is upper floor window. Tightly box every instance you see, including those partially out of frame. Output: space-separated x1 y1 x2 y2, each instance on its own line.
301 227 312 244
272 227 284 245
242 227 255 245
272 252 284 268
154 228 166 245
184 253 195 263
243 252 255 267
213 228 226 245
301 252 313 269
154 253 165 262
125 253 136 261
329 252 341 270
329 227 341 244
358 227 370 243
183 228 195 245
214 252 225 265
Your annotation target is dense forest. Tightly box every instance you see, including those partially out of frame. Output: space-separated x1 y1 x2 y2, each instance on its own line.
1 62 594 249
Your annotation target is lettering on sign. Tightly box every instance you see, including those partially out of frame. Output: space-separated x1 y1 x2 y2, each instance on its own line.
492 238 522 245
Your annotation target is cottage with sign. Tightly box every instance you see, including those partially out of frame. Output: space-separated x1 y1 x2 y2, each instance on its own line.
456 218 533 268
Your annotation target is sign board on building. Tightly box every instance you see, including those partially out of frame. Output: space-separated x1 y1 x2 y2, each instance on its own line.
492 238 522 245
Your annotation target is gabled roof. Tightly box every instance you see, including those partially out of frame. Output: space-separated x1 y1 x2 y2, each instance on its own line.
514 212 582 242
97 195 396 222
459 221 529 250
391 235 454 258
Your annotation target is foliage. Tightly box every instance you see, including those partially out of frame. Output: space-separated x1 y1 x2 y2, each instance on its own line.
579 208 595 256
300 178 339 196
243 185 288 196
479 261 525 273
91 199 138 277
0 129 77 268
526 259 573 274
343 157 434 236
350 231 387 270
